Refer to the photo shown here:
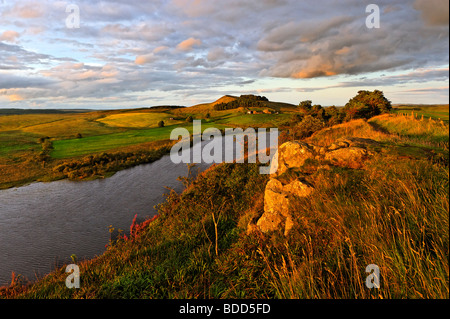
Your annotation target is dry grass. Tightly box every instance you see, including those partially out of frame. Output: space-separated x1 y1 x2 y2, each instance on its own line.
96 112 183 128
306 118 389 146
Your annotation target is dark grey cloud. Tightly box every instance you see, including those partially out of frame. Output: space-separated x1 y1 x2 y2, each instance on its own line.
0 74 56 89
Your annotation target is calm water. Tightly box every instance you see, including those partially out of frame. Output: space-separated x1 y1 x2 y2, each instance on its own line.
0 147 211 286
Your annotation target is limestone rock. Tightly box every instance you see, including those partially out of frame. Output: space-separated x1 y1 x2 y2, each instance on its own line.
254 137 378 237
324 147 368 169
272 141 316 176
257 178 314 235
283 179 315 198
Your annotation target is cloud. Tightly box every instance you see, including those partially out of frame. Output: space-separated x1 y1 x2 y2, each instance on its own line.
257 2 448 79
3 2 46 19
135 46 169 65
207 47 232 62
135 54 155 65
0 0 448 107
7 94 24 101
176 37 202 51
0 30 20 43
414 0 449 26
0 73 55 89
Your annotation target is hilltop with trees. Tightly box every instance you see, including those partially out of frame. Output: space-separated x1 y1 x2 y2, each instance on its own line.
213 95 269 110
286 90 392 140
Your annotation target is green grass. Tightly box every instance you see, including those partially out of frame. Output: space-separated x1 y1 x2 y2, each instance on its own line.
2 105 448 299
51 122 229 158
215 113 291 127
0 131 40 157
392 104 449 122
368 113 449 147
0 113 121 138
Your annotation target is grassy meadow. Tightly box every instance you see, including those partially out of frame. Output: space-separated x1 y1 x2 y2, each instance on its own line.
0 101 448 299
392 104 449 122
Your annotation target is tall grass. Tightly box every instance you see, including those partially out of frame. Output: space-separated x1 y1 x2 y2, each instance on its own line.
258 154 448 299
369 113 449 147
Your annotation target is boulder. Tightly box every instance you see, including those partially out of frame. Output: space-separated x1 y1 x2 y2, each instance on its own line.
324 147 368 169
271 141 316 176
257 178 314 235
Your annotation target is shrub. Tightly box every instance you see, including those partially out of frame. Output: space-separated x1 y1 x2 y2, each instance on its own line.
293 115 325 139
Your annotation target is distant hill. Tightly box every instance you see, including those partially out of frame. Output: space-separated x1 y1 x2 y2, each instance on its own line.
182 95 297 113
186 95 239 112
0 108 91 115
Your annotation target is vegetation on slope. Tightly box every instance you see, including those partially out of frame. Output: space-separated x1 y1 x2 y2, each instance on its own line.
1 110 448 299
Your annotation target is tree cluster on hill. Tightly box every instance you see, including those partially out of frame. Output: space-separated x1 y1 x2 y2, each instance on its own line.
286 90 391 140
213 94 269 111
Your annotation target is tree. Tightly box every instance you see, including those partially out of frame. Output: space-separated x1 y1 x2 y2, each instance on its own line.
291 113 303 124
343 90 392 120
158 120 165 127
299 100 312 113
186 116 193 123
325 105 344 125
293 115 324 139
311 104 324 119
76 133 83 138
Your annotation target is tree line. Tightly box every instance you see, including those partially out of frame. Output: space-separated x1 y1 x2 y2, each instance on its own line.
213 95 269 111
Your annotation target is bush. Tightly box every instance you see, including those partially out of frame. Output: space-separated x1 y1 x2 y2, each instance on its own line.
293 115 325 139
157 121 165 127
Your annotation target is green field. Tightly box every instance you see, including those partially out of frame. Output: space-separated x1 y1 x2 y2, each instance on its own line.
51 121 228 158
215 113 292 127
392 104 449 122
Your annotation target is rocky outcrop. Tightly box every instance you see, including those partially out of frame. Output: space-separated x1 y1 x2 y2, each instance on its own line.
271 141 316 177
252 137 378 235
257 178 314 235
323 137 378 169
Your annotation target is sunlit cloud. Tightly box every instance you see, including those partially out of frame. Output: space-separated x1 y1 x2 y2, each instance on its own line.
176 37 202 51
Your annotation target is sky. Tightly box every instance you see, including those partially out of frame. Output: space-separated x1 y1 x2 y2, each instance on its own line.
0 0 448 109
